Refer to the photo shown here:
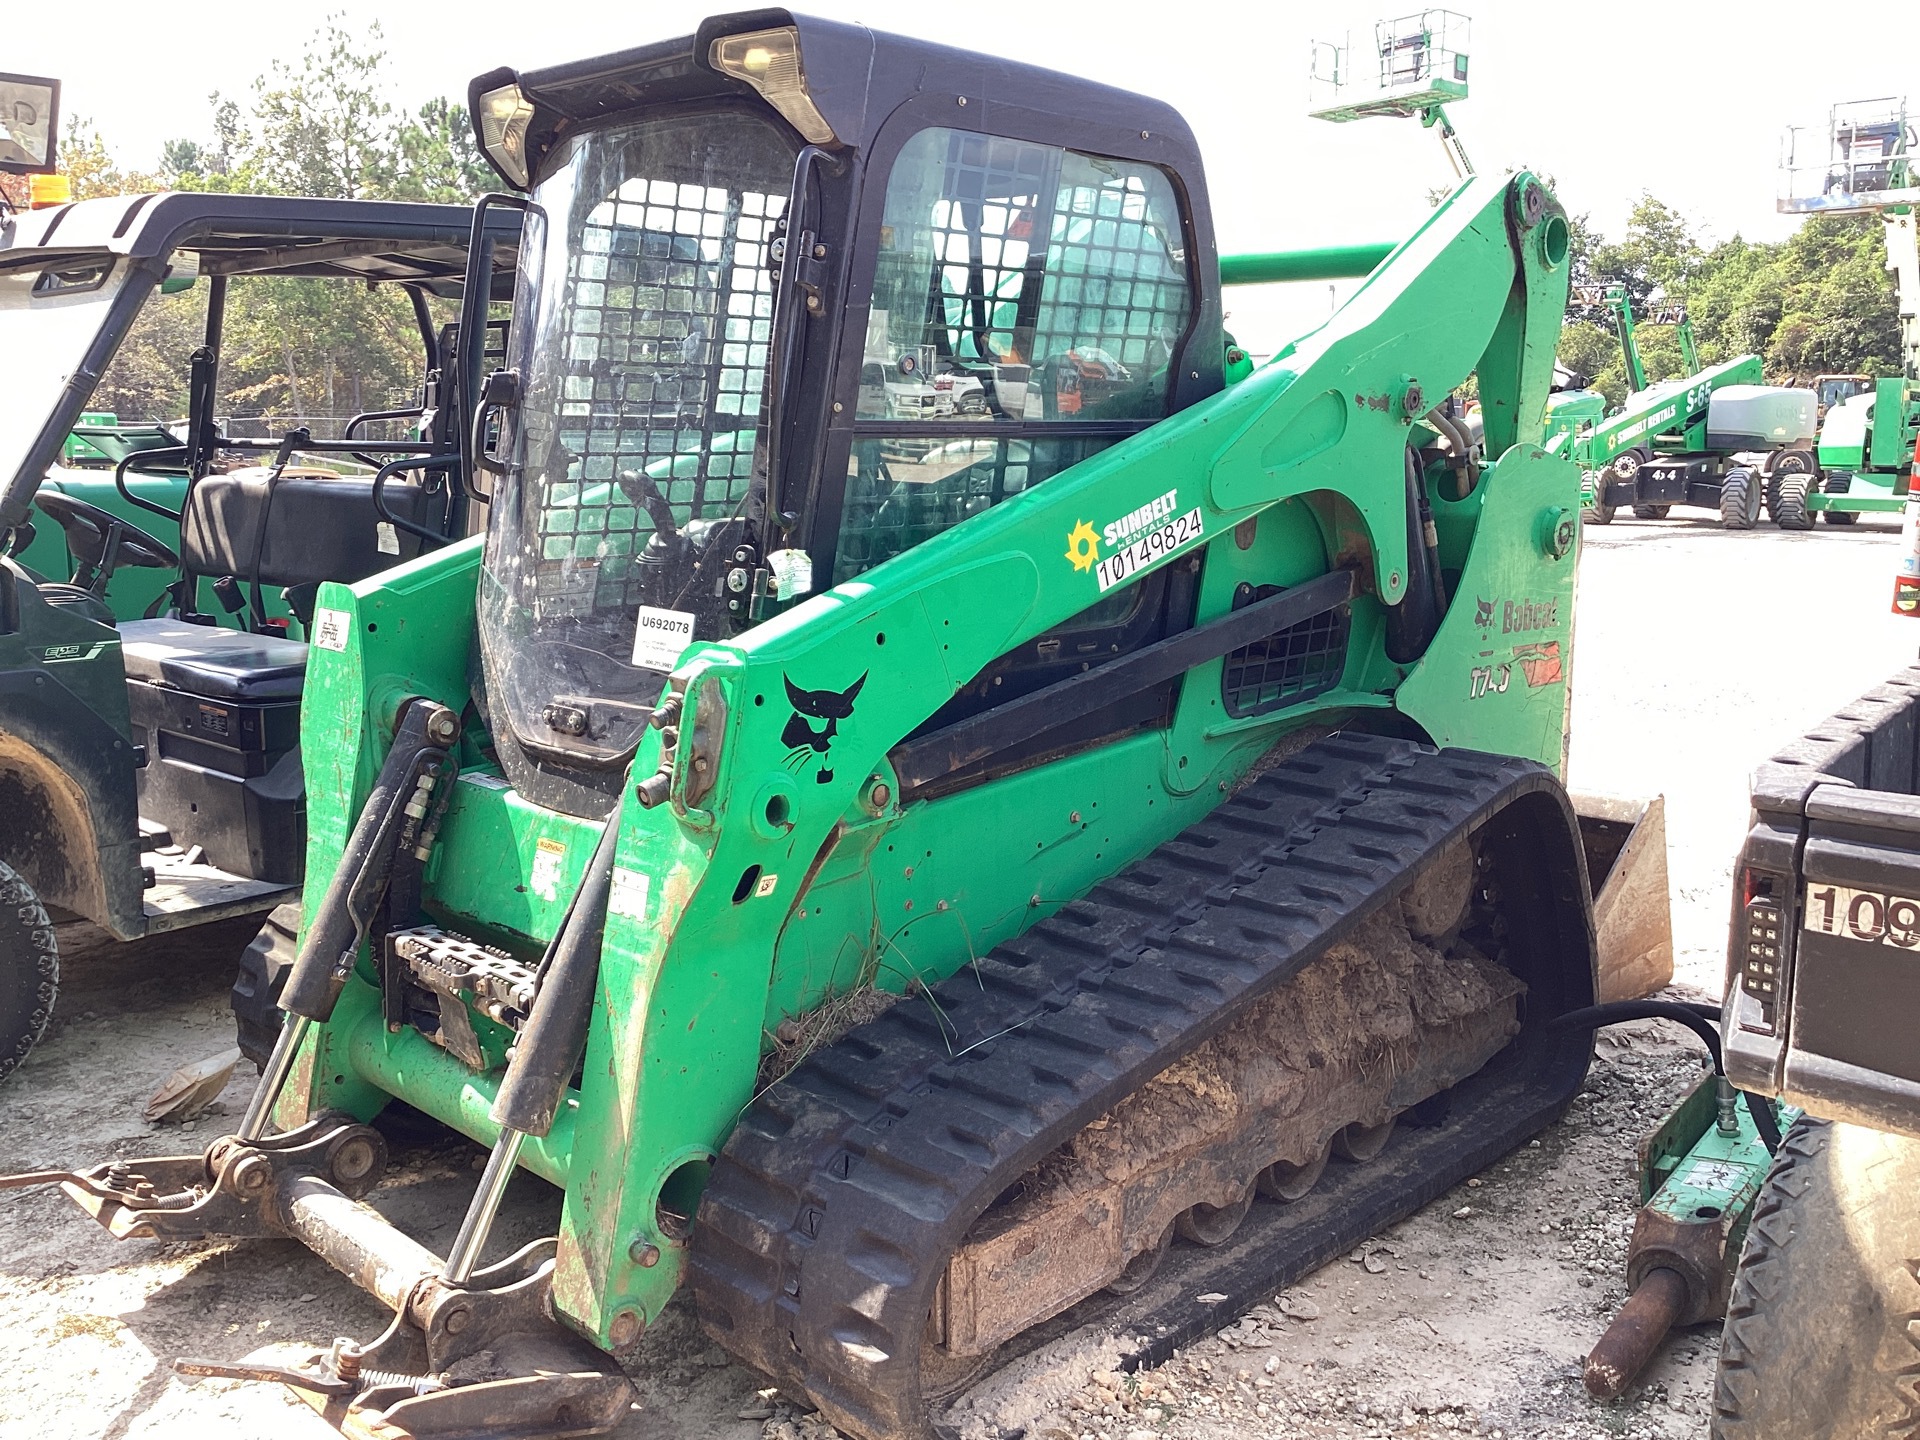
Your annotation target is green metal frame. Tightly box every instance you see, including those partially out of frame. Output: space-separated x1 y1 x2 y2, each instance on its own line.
1812 376 1919 513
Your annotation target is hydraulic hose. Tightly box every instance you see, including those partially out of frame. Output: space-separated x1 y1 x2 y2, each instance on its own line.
277 700 458 1024
1423 406 1480 499
1551 1000 1781 1152
1383 447 1443 664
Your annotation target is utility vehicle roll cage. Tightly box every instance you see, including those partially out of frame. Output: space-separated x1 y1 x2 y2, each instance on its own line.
0 193 522 539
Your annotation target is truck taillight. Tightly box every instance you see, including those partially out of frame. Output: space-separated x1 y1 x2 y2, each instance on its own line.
1740 893 1785 1034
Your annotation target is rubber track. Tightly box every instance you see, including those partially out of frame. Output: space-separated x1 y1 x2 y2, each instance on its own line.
691 734 1593 1440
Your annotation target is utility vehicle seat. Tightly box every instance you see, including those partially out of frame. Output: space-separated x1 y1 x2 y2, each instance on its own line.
119 617 308 701
180 465 436 588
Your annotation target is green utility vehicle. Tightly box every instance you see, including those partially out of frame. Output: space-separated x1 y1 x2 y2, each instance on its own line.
1778 97 1920 526
0 190 517 1081
1567 285 1819 529
10 14 1665 1439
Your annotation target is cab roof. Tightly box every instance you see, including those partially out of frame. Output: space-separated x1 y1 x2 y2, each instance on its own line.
468 7 1199 192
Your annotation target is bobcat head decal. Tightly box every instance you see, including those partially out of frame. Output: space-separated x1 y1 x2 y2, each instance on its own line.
782 673 867 784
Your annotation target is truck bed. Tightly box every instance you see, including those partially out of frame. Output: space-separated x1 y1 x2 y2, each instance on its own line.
1725 663 1920 1135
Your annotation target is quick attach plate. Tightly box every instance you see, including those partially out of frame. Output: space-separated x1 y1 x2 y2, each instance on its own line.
386 926 538 1069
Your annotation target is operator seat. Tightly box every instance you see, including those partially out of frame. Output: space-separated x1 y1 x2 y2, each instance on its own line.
106 463 444 882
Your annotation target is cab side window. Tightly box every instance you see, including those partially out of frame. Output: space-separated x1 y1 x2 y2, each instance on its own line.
836 128 1191 583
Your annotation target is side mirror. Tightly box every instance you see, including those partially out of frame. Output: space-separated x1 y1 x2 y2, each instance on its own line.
0 73 60 175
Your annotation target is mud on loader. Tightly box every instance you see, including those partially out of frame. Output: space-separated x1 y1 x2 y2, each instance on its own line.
6 13 1669 1438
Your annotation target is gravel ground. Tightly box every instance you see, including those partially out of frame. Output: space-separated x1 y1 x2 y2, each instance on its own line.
2 510 1915 1440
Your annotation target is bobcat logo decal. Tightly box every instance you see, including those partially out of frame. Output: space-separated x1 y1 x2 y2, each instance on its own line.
782 673 867 784
1473 597 1494 630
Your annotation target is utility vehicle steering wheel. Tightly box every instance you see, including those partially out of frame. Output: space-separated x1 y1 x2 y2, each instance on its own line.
32 490 178 596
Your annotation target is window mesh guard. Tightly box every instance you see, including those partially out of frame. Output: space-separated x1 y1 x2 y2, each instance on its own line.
1220 583 1350 717
540 177 786 616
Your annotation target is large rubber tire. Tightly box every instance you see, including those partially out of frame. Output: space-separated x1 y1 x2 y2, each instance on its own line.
1721 468 1761 530
1823 509 1860 525
1582 501 1616 524
1631 504 1671 519
1771 472 1813 530
1713 1117 1920 1438
0 860 59 1084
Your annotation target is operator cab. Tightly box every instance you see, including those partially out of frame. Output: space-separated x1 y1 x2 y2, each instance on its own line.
465 10 1225 815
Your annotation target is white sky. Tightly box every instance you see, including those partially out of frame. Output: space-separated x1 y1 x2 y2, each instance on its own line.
13 0 1918 343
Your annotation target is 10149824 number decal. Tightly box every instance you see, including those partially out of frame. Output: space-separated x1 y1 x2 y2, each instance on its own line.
1804 885 1920 949
1094 508 1204 592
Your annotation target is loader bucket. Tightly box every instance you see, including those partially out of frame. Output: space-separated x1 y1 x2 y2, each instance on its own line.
1572 793 1674 1002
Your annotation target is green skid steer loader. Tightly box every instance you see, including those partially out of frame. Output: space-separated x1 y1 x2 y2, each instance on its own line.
7 14 1669 1439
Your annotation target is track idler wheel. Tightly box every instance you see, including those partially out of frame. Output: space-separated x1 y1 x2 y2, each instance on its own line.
1334 1116 1398 1163
1176 1185 1256 1246
1258 1136 1334 1203
1105 1222 1175 1296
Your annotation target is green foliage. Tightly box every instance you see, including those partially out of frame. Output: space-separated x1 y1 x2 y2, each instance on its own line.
59 117 163 200
92 289 206 421
1555 320 1616 389
383 97 496 204
1567 198 1901 407
74 16 489 437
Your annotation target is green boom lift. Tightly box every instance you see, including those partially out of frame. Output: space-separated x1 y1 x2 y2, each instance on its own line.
1778 97 1920 525
1566 285 1819 530
7 14 1667 1438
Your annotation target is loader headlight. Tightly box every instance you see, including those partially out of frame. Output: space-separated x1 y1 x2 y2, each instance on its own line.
476 82 537 188
709 26 836 145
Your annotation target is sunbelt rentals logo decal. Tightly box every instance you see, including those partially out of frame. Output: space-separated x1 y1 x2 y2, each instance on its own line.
1066 489 1206 593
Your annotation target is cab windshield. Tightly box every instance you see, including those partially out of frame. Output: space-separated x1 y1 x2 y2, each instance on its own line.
479 106 796 764
0 256 142 522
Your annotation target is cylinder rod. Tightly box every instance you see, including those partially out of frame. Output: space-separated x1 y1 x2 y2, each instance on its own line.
238 1014 311 1141
1584 1265 1689 1399
442 1128 527 1286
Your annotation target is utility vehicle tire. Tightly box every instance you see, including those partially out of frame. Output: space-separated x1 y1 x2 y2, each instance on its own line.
1713 1116 1920 1439
1720 468 1760 529
1582 502 1615 524
1770 472 1813 530
1823 509 1860 525
1631 504 1670 519
0 860 59 1085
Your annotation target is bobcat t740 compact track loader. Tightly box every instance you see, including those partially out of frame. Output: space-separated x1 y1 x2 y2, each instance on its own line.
8 13 1669 1439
